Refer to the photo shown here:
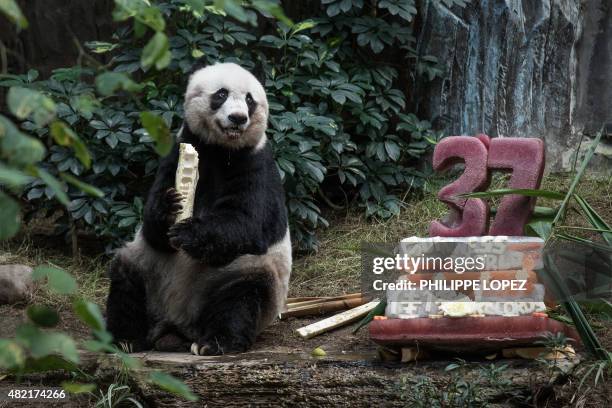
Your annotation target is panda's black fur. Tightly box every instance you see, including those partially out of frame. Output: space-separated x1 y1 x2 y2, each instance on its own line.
106 63 291 355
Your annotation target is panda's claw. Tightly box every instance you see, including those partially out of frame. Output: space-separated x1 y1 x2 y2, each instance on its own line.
190 342 200 355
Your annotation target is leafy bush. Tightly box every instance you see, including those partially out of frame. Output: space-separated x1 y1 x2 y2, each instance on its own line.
2 0 464 252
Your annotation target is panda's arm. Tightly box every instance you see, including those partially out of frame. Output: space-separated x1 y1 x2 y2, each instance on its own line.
141 142 181 252
169 171 269 266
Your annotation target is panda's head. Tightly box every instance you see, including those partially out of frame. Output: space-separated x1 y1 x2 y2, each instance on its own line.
183 62 269 149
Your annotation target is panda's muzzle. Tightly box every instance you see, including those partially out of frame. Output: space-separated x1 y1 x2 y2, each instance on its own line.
216 118 247 140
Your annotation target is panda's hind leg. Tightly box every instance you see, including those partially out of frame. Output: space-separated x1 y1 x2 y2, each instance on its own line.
106 255 151 352
191 271 273 356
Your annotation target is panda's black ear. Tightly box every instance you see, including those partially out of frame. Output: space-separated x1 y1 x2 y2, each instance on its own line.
189 59 208 76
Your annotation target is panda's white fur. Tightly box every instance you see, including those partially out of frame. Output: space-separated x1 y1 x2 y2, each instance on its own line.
184 63 269 150
106 63 291 355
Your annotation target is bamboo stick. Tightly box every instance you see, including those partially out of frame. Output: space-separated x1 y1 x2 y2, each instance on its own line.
281 297 368 319
285 296 322 304
286 293 362 310
296 300 380 339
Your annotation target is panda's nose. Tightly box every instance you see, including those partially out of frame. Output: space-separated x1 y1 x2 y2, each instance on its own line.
228 113 248 125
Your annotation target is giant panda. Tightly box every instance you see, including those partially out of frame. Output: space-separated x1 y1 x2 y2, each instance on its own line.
105 62 292 355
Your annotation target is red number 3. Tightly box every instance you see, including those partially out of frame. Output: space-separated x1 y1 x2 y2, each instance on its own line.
429 135 545 237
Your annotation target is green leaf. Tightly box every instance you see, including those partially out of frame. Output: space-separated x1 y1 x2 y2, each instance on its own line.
73 299 106 331
574 195 612 245
538 254 607 359
0 191 20 240
532 206 558 217
460 188 565 200
384 140 400 161
141 32 171 71
352 299 386 333
113 0 165 31
552 127 604 228
0 0 28 28
27 305 60 328
555 233 612 252
16 325 80 364
148 372 198 401
291 19 316 34
138 6 166 31
60 173 104 198
21 355 77 373
191 48 205 59
95 72 143 96
0 114 46 166
50 121 92 169
35 167 70 205
61 382 97 394
214 0 248 22
252 0 293 26
0 164 32 187
0 339 25 370
527 220 552 240
181 0 205 14
32 265 77 295
140 112 172 156
85 41 119 54
7 87 56 126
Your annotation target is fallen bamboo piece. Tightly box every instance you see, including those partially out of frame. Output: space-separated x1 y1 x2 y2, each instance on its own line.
286 296 322 304
296 300 380 339
286 293 362 310
285 292 362 308
281 297 368 319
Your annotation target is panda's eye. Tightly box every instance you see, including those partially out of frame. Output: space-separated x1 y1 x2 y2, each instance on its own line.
210 88 229 110
246 93 254 106
215 88 228 99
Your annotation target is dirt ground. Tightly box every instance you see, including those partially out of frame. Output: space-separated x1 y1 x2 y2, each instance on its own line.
1 174 611 406
2 298 611 407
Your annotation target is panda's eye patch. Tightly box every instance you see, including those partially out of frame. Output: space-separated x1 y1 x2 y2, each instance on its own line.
245 93 257 115
210 88 229 110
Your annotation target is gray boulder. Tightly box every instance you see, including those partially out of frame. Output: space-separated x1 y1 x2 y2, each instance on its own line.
0 264 34 305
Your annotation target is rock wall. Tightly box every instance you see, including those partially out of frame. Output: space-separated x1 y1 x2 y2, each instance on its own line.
414 0 611 173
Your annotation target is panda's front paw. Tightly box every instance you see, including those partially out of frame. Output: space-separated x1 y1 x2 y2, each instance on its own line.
162 188 183 225
190 337 249 356
168 219 202 258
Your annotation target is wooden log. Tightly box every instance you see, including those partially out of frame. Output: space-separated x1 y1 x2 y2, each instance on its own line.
296 300 380 339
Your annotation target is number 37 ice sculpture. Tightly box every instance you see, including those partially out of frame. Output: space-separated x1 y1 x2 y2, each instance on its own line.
430 134 545 237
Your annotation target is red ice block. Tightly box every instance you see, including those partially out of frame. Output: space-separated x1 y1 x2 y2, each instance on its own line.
429 199 489 237
487 138 545 235
369 316 580 352
429 136 490 237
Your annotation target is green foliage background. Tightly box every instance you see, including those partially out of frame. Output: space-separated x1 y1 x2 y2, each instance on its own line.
0 0 459 252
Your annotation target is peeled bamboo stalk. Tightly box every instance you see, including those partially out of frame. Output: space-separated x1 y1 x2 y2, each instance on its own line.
296 300 380 339
175 143 199 222
281 297 368 319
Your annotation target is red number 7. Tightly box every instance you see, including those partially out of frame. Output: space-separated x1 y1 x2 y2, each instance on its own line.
429 135 545 237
